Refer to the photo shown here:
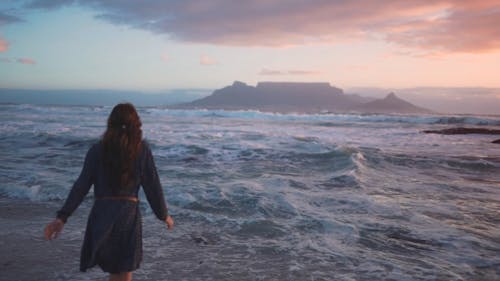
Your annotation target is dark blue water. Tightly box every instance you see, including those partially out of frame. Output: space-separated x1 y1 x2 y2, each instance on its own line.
1 104 499 280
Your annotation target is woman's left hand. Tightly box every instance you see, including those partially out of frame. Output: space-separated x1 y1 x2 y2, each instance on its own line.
44 218 64 240
165 215 174 230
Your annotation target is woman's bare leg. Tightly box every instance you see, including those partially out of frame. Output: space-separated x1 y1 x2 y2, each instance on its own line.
109 272 132 281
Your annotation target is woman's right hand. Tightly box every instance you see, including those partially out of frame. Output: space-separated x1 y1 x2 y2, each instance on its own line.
165 215 174 230
44 218 64 240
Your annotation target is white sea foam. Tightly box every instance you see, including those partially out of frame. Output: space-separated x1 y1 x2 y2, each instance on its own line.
1 103 499 280
144 107 500 125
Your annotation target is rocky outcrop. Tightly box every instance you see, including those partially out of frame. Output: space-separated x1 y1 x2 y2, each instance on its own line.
423 127 500 144
423 127 500 135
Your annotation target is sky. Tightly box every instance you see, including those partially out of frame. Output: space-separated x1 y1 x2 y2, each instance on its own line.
1 0 500 113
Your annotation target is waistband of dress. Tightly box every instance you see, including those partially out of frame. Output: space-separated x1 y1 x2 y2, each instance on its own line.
95 196 138 202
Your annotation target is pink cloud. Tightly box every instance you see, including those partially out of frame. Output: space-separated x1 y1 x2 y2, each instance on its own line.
160 53 169 62
259 68 285 75
259 68 321 76
345 64 370 71
0 38 8 52
200 54 216 65
17 58 36 65
287 69 321 75
24 0 500 53
383 2 500 53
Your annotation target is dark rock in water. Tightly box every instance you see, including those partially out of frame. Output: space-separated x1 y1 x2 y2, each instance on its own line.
192 236 209 245
64 139 98 148
423 127 500 135
236 220 287 238
182 156 198 162
493 139 500 144
387 231 429 245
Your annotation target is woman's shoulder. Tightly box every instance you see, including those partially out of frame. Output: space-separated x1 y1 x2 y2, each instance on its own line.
141 139 153 152
90 141 102 152
78 141 102 162
139 140 154 164
87 141 105 158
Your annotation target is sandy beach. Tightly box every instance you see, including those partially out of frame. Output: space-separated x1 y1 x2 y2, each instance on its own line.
0 198 106 280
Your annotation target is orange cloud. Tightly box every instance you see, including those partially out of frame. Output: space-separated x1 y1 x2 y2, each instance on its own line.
0 38 8 52
200 54 216 65
17 58 36 65
160 53 169 62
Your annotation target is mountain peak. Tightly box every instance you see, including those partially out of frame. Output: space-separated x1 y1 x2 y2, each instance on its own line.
232 81 248 87
356 91 433 114
385 92 398 99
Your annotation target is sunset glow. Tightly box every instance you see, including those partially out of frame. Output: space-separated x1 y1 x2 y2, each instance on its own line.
0 1 499 113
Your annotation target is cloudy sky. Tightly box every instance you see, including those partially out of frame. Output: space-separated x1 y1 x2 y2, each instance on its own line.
1 1 499 99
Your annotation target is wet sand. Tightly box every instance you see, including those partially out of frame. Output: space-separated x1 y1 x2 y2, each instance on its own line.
0 198 100 280
0 198 190 281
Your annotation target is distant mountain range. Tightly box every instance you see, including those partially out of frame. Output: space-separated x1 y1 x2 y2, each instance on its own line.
176 81 433 114
0 83 436 114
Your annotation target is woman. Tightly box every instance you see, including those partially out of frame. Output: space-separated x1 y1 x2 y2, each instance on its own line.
44 103 174 281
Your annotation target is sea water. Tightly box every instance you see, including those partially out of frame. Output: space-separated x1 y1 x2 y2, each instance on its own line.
0 103 499 280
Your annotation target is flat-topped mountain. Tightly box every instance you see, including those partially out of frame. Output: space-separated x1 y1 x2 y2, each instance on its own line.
176 81 433 114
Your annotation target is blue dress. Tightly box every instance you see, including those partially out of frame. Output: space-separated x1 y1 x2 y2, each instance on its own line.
56 141 168 273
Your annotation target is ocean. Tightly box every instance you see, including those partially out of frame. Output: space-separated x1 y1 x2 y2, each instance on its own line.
1 103 499 280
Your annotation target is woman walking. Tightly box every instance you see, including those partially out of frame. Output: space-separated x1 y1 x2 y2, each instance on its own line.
44 103 174 281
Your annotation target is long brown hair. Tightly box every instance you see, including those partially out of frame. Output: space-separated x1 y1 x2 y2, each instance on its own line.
102 103 143 191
